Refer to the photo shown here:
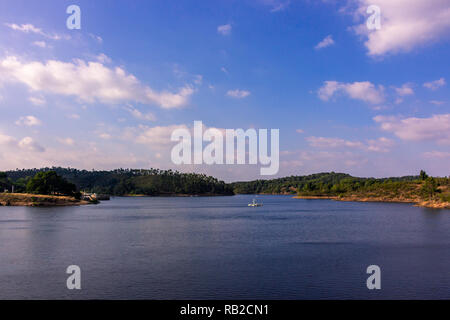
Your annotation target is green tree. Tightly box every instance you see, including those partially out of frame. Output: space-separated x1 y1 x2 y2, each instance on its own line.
421 177 438 200
26 171 77 196
0 172 12 192
420 170 428 181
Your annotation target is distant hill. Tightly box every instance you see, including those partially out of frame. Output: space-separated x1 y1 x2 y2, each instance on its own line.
4 167 234 196
231 171 449 209
230 172 420 194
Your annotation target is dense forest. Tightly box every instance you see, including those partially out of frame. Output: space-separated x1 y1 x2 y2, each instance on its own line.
231 171 450 204
231 172 420 194
2 167 234 196
0 172 12 192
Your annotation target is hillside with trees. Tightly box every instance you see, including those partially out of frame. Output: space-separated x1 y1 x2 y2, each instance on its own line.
4 167 234 196
231 171 450 209
231 172 420 195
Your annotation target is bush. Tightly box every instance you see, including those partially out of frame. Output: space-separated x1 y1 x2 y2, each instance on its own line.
421 177 438 200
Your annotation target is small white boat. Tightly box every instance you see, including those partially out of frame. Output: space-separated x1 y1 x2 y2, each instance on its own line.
248 198 263 207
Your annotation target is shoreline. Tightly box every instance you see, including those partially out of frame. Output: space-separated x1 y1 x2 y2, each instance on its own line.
0 193 90 207
0 192 234 206
2 192 448 209
293 195 450 209
122 193 234 197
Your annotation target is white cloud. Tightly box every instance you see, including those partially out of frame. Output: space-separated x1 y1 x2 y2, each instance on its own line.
89 33 103 43
393 83 414 104
128 124 189 146
0 133 45 153
67 114 80 120
0 133 18 146
374 114 450 144
0 134 146 171
194 75 203 85
423 78 446 90
306 136 394 153
280 150 369 174
430 100 445 106
5 23 66 40
57 137 75 146
125 105 156 121
96 53 112 64
270 1 290 13
6 23 41 33
221 67 229 74
394 83 414 96
18 137 45 152
98 133 111 140
423 151 450 159
32 41 47 48
227 89 251 99
318 81 384 104
306 136 364 149
366 137 395 153
124 122 224 157
296 129 304 134
28 96 46 106
317 81 341 101
351 0 450 56
15 115 41 127
259 0 290 13
217 24 232 36
315 35 335 50
0 56 194 109
371 105 389 111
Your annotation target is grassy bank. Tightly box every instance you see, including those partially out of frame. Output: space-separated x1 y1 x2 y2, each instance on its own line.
294 180 450 209
294 195 450 209
0 193 90 207
232 172 450 209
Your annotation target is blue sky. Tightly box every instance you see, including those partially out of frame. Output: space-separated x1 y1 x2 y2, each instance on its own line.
0 0 449 181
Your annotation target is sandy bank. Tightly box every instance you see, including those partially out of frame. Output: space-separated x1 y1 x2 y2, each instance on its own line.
0 193 90 207
293 195 450 209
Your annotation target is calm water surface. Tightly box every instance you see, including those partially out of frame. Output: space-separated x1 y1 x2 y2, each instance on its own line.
0 195 449 299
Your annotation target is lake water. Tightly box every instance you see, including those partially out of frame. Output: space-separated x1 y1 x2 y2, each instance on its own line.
0 195 449 299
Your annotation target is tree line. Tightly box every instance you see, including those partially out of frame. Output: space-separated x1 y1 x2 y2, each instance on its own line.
2 167 234 196
1 168 448 202
231 171 450 202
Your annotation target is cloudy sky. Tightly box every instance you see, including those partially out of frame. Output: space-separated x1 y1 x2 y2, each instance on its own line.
0 0 449 181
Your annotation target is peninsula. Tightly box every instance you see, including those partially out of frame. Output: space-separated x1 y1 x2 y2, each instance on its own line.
0 193 89 207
